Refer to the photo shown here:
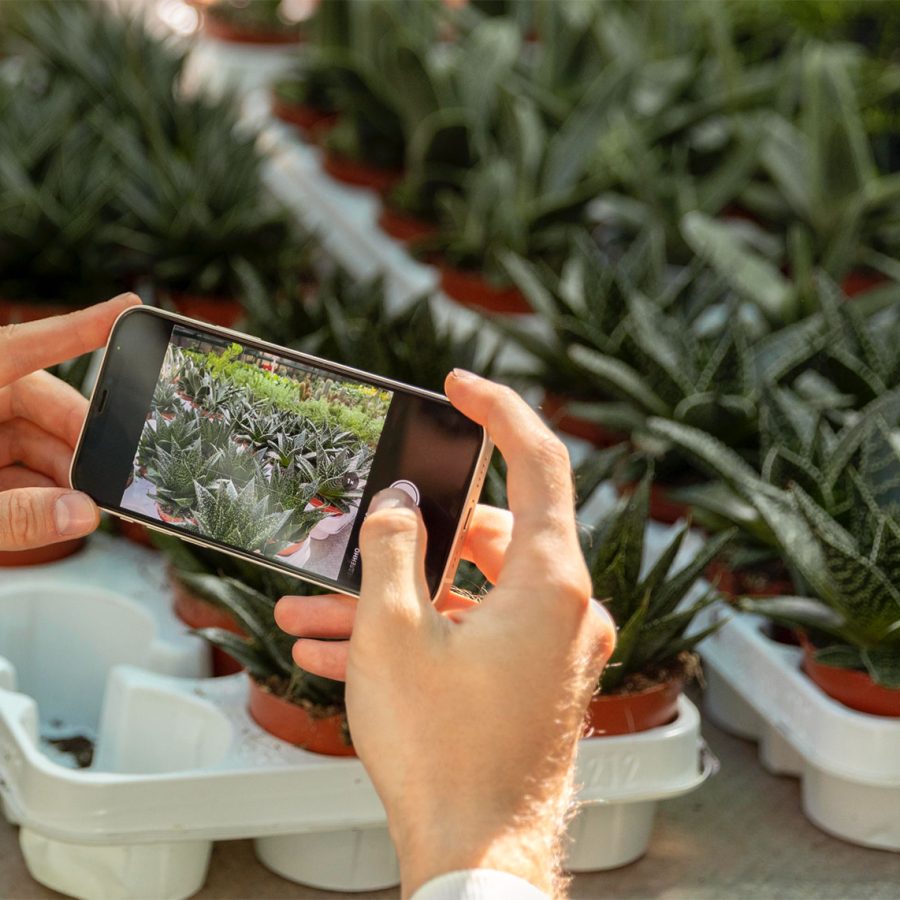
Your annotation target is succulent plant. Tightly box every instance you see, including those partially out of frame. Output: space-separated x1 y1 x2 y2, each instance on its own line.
502 231 819 476
189 479 293 555
648 384 900 688
152 380 179 414
182 574 346 711
585 473 732 692
0 72 125 304
14 0 305 299
147 442 222 518
311 445 371 513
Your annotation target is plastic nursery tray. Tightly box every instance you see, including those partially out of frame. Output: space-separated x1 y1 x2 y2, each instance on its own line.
697 603 900 851
0 532 714 898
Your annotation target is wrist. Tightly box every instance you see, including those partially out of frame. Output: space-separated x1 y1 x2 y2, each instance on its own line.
391 798 569 898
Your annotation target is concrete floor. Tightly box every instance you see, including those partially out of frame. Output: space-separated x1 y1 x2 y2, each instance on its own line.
2 696 897 900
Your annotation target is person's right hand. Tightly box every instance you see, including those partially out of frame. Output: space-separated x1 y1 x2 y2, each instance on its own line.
276 371 616 898
0 294 141 551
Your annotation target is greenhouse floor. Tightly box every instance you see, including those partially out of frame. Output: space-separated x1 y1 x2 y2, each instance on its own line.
1 688 896 900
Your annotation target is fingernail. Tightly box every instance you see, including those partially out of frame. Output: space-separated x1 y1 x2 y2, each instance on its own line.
450 368 477 382
369 488 417 514
54 492 98 536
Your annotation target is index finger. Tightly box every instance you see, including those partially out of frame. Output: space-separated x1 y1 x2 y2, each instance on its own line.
0 294 141 387
444 371 582 583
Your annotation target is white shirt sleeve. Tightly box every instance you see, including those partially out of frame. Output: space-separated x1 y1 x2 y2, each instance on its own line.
411 869 549 900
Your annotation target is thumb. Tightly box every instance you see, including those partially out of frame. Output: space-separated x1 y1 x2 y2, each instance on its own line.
356 488 433 632
0 488 99 551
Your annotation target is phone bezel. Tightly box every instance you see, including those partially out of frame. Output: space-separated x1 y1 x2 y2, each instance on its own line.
70 305 494 600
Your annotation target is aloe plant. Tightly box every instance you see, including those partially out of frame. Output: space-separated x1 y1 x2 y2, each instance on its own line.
15 0 305 299
311 445 370 513
184 574 346 712
152 380 179 415
147 443 221 518
241 263 500 393
0 73 125 304
648 389 900 687
502 232 821 475
586 473 733 692
706 43 900 299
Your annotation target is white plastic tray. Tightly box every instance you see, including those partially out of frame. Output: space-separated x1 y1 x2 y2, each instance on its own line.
698 604 900 851
0 534 713 898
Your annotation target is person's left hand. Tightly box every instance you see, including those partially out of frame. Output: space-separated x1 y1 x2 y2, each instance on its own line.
0 294 141 551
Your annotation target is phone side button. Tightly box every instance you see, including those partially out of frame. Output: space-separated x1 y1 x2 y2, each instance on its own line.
462 505 475 532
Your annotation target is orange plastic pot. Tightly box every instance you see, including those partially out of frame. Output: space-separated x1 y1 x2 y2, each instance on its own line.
616 482 692 525
0 538 85 568
0 298 81 325
841 270 888 299
585 679 683 736
705 559 794 601
203 13 303 45
171 573 245 677
167 292 243 327
799 634 900 717
248 678 355 756
438 262 532 315
270 94 337 137
118 519 155 548
541 392 628 448
377 206 438 243
322 151 403 196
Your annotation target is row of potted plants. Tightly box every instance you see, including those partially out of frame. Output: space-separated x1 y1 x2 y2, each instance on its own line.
269 2 900 316
0 1 306 325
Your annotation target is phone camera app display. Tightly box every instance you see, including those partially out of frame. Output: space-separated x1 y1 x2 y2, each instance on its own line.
120 325 392 582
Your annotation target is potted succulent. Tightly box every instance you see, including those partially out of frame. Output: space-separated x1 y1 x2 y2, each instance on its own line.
0 72 126 324
650 390 900 714
502 232 818 521
186 573 354 754
703 43 900 304
241 263 500 393
583 473 731 735
202 0 306 45
151 532 301 676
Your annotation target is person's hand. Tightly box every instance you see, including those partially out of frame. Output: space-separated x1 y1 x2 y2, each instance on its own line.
0 294 141 551
276 371 616 897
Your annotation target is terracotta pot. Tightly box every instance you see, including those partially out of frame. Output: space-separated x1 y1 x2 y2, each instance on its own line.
249 678 355 756
168 292 243 328
541 392 628 448
270 93 337 137
438 261 532 315
203 12 303 45
585 678 683 736
799 634 900 717
377 206 438 244
705 560 794 601
171 571 245 677
310 497 342 515
322 150 403 196
0 538 85 568
118 519 155 548
0 298 80 325
616 481 692 525
841 270 888 299
156 504 195 526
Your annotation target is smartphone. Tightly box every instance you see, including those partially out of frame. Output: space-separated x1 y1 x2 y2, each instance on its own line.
71 307 493 600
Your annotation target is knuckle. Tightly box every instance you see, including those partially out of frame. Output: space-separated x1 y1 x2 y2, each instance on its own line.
360 508 420 546
547 567 593 609
532 433 571 471
2 492 42 547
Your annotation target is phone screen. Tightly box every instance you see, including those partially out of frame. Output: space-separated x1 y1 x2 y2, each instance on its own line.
74 313 487 596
